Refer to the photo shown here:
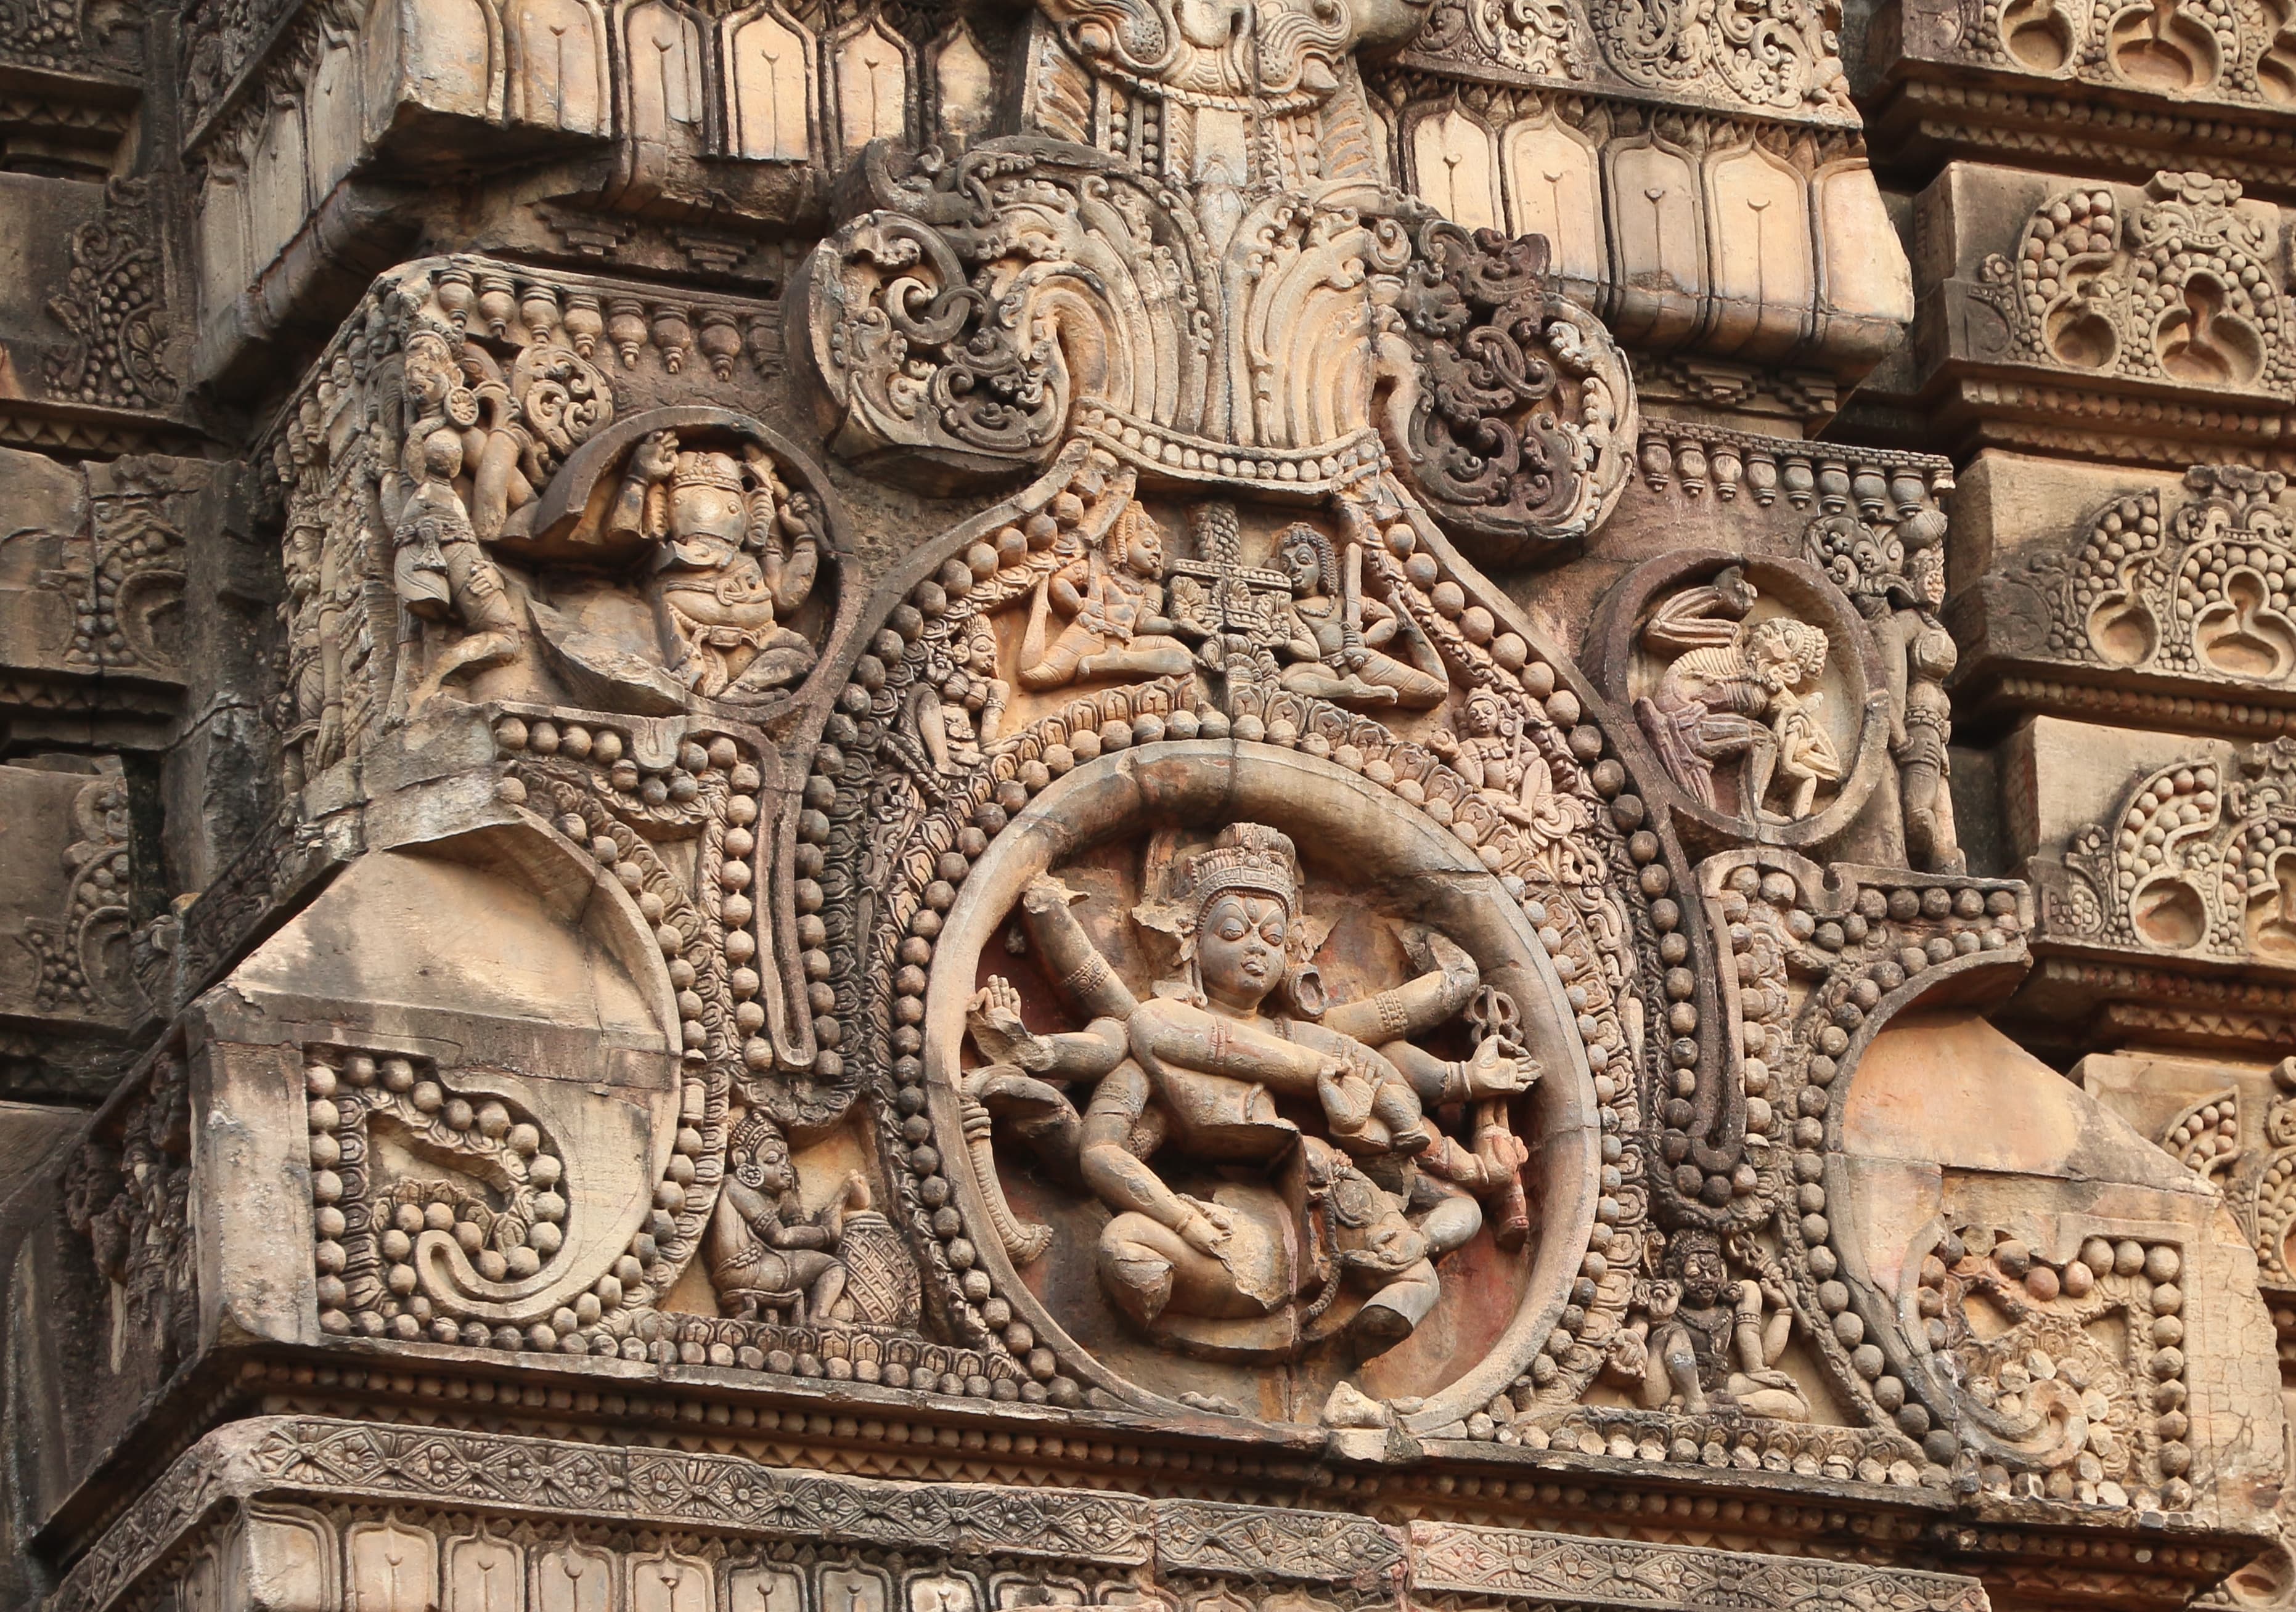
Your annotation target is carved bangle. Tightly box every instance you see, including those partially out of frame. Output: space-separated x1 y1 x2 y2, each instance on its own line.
1442 1060 1470 1103
1376 994 1410 1038
1059 952 1114 999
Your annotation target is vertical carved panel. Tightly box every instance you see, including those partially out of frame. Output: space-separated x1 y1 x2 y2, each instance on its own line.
1410 105 1502 232
722 2 812 159
1502 112 1604 285
249 93 310 272
629 1549 712 1612
623 0 706 145
345 1520 439 1612
534 1544 616 1612
831 15 909 158
308 24 365 192
1705 144 1813 357
1608 136 1704 344
444 1532 522 1612
930 22 994 148
507 0 610 133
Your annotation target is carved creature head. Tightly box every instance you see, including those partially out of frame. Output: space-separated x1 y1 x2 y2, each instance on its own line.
1463 688 1510 738
1744 618 1828 694
1278 523 1339 598
1116 509 1167 579
732 1110 796 1198
1036 0 1428 100
1664 1227 1729 1309
669 449 752 547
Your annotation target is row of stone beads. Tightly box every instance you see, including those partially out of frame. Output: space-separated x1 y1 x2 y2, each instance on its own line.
494 720 757 1353
1794 879 2023 1465
1917 1228 2191 1509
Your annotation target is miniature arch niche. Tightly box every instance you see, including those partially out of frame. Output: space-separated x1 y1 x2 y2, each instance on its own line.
1587 549 1891 852
506 0 610 134
518 404 847 558
920 742 1601 1429
721 0 814 161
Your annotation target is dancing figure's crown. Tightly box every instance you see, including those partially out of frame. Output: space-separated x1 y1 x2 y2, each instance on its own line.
1182 822 1299 916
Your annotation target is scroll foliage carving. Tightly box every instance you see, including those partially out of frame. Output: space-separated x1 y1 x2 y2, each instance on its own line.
806 145 1633 559
2051 739 2296 964
2033 465 2296 685
1395 222 1635 548
1977 172 2294 396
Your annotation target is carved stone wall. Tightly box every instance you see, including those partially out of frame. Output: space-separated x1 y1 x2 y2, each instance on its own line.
4 1 2296 1611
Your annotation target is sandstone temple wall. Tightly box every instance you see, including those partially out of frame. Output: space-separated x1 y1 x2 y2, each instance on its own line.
4 1 2296 1609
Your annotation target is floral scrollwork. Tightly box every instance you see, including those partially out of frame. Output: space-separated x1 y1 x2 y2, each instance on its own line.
1391 221 1636 556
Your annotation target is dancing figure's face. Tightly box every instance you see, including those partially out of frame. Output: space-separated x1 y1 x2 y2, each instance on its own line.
1196 892 1289 1011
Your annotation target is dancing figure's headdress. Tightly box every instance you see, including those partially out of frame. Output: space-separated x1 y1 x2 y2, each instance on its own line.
1178 823 1300 919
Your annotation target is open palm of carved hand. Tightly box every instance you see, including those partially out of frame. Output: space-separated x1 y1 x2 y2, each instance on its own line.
1463 1036 1542 1098
632 430 680 484
967 977 1045 1069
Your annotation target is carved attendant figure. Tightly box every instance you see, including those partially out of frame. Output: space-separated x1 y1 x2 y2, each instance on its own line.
1273 518 1449 709
279 516 346 790
1430 688 1591 844
386 423 524 723
707 1113 871 1323
1627 1230 1811 1422
610 430 822 699
911 616 1010 774
1634 569 1834 823
1018 506 1193 690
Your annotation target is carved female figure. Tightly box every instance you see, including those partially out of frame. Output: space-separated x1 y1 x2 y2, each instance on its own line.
1429 688 1591 845
1273 519 1448 709
965 823 1537 1355
1016 507 1193 690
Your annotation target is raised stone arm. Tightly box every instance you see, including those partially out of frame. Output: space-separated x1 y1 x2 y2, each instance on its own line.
1317 930 1481 1043
1018 876 1140 1018
1077 1063 1227 1255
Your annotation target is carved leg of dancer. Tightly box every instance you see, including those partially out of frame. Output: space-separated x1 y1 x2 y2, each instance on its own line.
1656 1321 1709 1412
1075 637 1195 682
